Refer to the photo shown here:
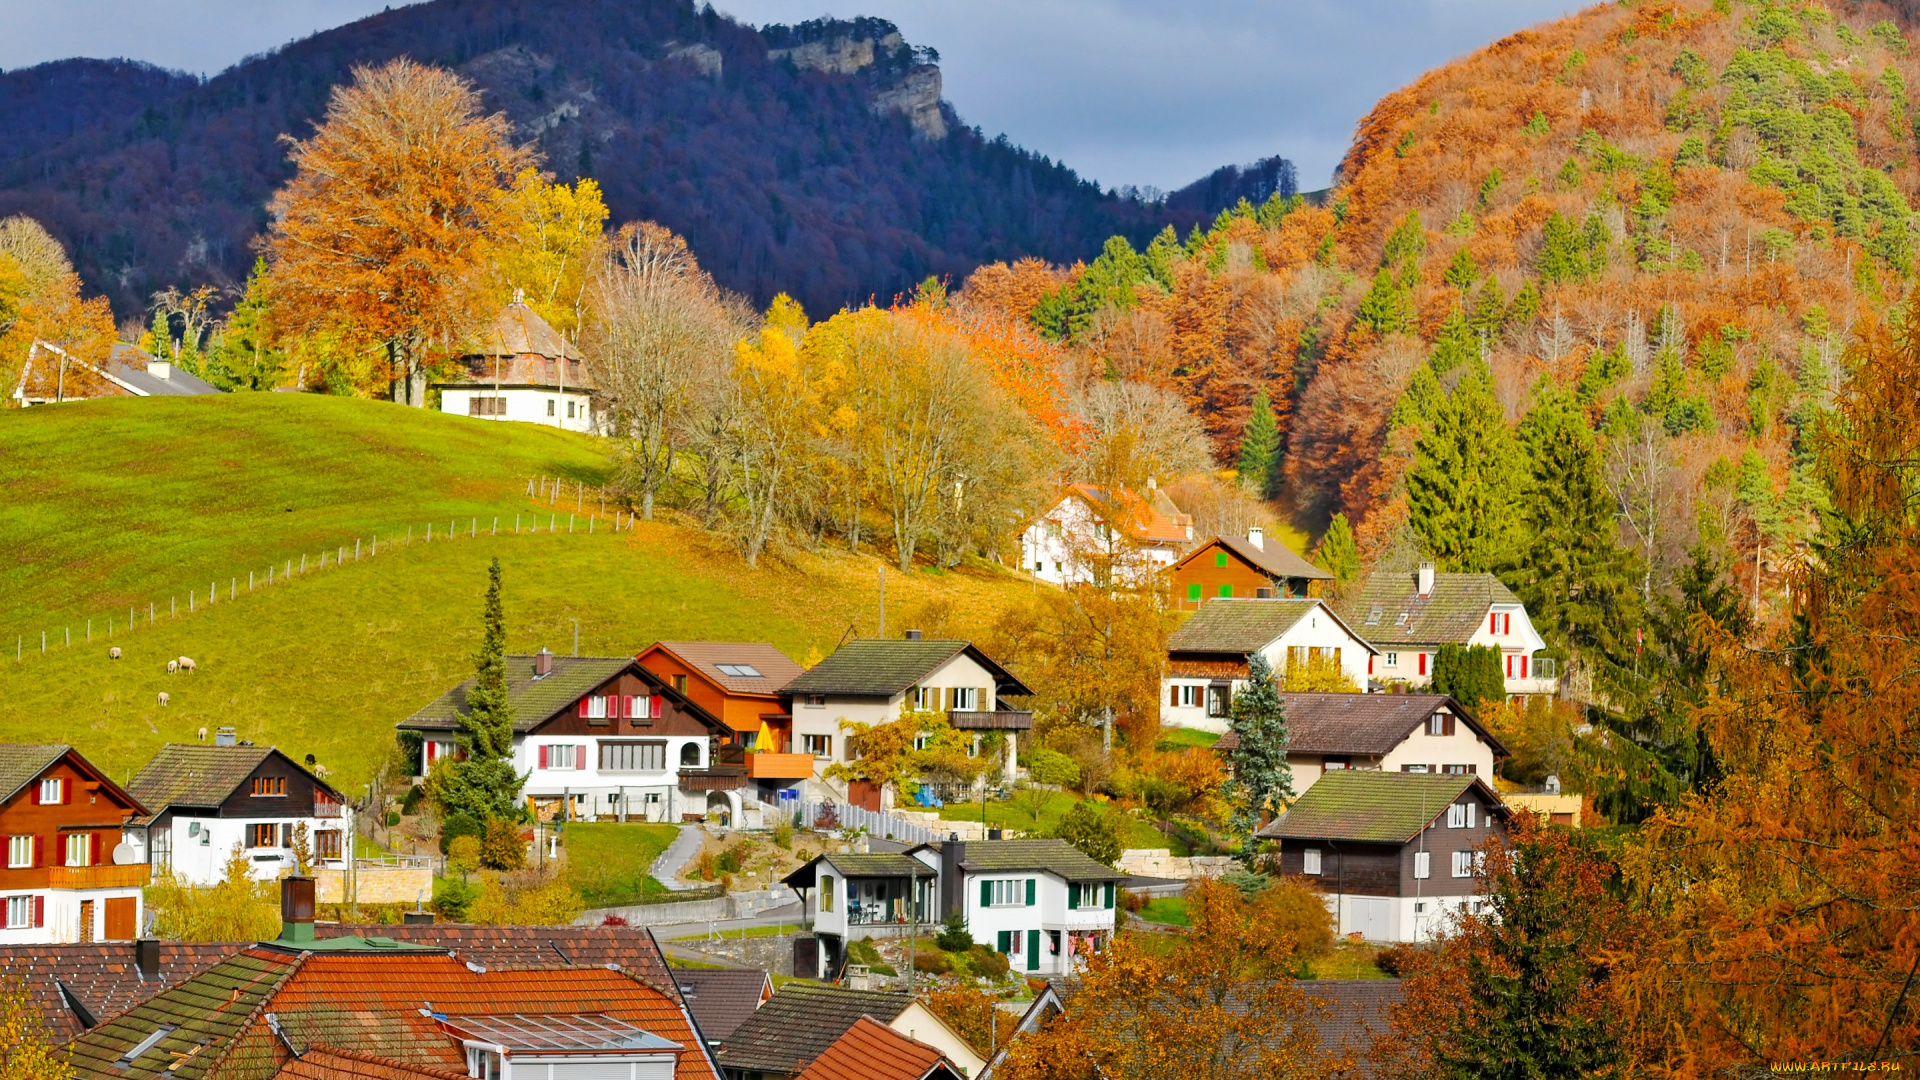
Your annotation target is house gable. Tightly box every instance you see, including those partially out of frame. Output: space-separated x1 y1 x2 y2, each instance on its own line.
525 663 730 741
0 746 145 822
215 750 344 821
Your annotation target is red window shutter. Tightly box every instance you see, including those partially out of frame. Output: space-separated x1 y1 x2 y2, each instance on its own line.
1505 655 1513 678
1418 653 1428 676
32 835 43 867
91 833 102 866
1169 685 1178 708
53 835 65 867
28 783 37 806
1505 613 1511 635
651 695 662 719
539 745 550 769
1521 655 1529 678
576 746 587 770
33 896 43 928
578 697 590 718
1489 613 1498 634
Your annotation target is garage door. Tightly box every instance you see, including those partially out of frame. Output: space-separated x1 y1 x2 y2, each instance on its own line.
1350 897 1392 942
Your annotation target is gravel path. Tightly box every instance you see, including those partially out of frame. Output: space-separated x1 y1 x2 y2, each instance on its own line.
650 825 708 891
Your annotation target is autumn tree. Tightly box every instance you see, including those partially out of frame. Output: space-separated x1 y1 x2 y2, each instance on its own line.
146 845 279 942
584 222 741 519
265 59 532 405
983 584 1175 748
495 169 610 336
0 216 114 393
730 311 817 567
0 975 73 1080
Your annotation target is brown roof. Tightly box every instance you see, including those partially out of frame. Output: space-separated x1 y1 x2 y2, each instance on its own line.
1173 535 1333 582
0 941 233 1041
647 642 806 696
1212 693 1503 758
0 744 147 817
794 1016 962 1080
1165 599 1372 657
672 968 772 1045
1255 770 1509 843
1342 570 1521 645
719 983 914 1075
315 924 680 998
127 744 342 818
1063 484 1191 544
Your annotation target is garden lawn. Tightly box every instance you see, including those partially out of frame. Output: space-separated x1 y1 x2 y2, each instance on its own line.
564 822 679 907
1136 897 1190 926
936 791 1177 852
1154 727 1221 751
1306 942 1392 980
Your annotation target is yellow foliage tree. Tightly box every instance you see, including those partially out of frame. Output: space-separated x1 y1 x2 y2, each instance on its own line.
468 868 584 925
829 707 993 799
147 844 281 942
0 975 71 1080
0 216 114 397
1281 653 1359 693
495 168 611 336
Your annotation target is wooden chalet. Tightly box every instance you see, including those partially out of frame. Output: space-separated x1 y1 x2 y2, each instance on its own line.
0 745 150 945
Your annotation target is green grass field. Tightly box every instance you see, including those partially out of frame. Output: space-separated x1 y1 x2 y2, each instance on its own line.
1137 897 1190 925
3 394 1038 792
563 822 680 907
1154 727 1221 751
936 790 1179 852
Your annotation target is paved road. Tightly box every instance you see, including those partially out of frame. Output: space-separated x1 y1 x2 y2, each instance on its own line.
651 899 808 965
650 825 708 891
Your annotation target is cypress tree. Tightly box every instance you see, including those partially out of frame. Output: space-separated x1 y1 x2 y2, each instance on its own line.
1237 390 1280 496
1225 654 1293 840
1314 513 1361 585
1432 643 1505 710
439 558 526 823
1407 362 1525 571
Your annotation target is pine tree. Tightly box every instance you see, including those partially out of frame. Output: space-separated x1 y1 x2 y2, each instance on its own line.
1536 211 1588 283
148 308 172 359
1237 390 1280 496
1225 654 1292 840
1431 643 1505 709
1430 307 1477 374
1314 513 1361 585
1391 364 1444 431
1357 267 1415 335
1407 362 1525 571
437 559 526 823
1443 247 1478 290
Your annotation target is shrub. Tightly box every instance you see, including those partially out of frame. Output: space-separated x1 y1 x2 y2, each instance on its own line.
913 950 953 974
440 812 482 854
399 785 424 815
446 835 482 877
384 810 402 828
1123 889 1146 913
1023 747 1080 788
1376 942 1421 977
936 911 974 952
431 875 481 921
966 945 1010 980
716 847 743 874
478 817 526 871
468 867 585 925
600 914 631 927
1051 800 1121 867
697 850 717 881
772 819 794 849
846 936 897 976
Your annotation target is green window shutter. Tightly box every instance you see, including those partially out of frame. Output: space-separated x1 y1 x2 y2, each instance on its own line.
1027 929 1040 971
981 879 992 907
1219 584 1233 598
997 930 1011 954
1187 583 1201 601
1214 551 1228 567
1026 878 1036 906
1104 882 1114 909
1068 884 1077 910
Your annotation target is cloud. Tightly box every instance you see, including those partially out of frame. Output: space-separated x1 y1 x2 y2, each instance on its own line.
0 0 1581 192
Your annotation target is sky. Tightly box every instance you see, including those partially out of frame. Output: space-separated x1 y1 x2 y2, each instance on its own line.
0 0 1583 192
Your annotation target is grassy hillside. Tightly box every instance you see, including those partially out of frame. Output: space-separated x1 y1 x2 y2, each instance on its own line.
0 395 1037 791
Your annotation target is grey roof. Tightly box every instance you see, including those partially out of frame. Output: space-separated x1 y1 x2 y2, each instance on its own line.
783 639 1033 698
917 839 1124 883
717 982 912 1074
1166 599 1373 656
648 641 805 695
1213 693 1506 758
673 968 771 1045
781 853 936 891
1300 980 1404 1066
0 744 69 804
397 655 686 733
1174 535 1333 582
1343 570 1522 645
1255 770 1506 843
106 345 221 397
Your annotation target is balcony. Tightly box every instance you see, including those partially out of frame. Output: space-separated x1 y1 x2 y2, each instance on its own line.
947 709 1035 731
746 752 817 781
49 864 151 890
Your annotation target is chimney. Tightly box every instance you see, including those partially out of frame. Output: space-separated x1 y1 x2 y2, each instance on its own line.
1247 526 1265 551
904 629 922 641
939 838 966 921
277 876 316 945
149 358 171 381
215 727 237 747
534 648 553 678
1417 562 1435 598
1146 475 1156 491
403 911 436 925
136 938 160 980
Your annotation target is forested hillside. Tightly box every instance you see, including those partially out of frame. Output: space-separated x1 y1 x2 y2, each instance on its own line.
0 0 1213 318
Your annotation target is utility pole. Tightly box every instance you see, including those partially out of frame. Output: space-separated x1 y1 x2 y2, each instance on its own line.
878 567 886 638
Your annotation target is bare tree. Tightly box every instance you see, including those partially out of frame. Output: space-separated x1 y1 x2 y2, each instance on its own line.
1065 380 1213 484
1536 303 1575 365
583 222 741 519
1604 413 1675 600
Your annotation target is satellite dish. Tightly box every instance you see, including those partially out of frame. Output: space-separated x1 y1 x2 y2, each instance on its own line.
112 842 138 866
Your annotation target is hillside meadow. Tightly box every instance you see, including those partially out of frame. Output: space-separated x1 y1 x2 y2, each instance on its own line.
0 394 1040 791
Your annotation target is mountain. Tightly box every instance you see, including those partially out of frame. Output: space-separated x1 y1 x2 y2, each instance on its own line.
0 0 1210 319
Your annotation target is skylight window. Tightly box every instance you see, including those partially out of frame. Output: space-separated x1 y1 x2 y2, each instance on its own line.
1366 608 1382 626
119 1024 177 1064
1395 612 1410 626
715 663 763 678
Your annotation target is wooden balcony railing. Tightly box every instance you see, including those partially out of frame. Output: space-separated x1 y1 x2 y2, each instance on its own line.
48 863 151 890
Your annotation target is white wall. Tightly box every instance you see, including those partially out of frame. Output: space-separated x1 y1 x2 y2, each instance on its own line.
439 387 597 434
962 870 1112 976
1369 601 1550 695
0 887 144 945
1019 494 1178 587
791 653 1009 777
1160 601 1374 733
156 814 347 885
1320 891 1487 944
892 1002 987 1077
516 734 712 821
1379 723 1497 778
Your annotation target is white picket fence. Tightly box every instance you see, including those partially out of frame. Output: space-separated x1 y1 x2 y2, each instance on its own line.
759 796 943 845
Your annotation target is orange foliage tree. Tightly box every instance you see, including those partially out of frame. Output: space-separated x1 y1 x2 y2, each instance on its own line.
264 59 532 404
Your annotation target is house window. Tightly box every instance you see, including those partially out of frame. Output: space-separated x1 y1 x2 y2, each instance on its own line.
315 830 342 861
1187 583 1201 601
566 401 577 419
6 837 31 868
1205 685 1230 718
912 734 929 751
250 777 286 797
1428 712 1454 736
673 674 689 693
805 695 826 708
1214 551 1228 567
246 824 279 849
803 734 833 758
1302 848 1322 875
37 778 63 805
1452 851 1474 878
1218 584 1233 598
1443 764 1476 775
1385 652 1398 667
1366 608 1382 625
4 895 32 928
546 399 556 416
715 663 763 678
952 687 978 711
1402 764 1431 774
586 696 609 720
1396 611 1409 626
65 833 93 866
1256 587 1273 598
681 743 702 768
1414 851 1431 879
544 744 581 770
1177 685 1201 708
468 396 506 417
985 879 1028 907
1323 757 1350 770
601 742 667 772
1447 803 1466 828
820 875 835 912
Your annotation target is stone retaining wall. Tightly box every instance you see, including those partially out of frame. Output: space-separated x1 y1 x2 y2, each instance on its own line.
314 865 433 905
1117 849 1236 880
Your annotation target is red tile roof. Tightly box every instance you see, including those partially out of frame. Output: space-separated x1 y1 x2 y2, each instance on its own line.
793 1016 961 1080
314 923 679 997
274 1046 470 1080
0 941 233 1040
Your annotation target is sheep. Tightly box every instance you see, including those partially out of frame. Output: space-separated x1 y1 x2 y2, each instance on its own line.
177 656 196 674
109 647 121 660
157 692 170 707
196 727 208 742
166 659 178 674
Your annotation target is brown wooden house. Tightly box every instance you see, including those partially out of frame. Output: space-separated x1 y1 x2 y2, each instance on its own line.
636 641 818 802
127 742 348 887
0 745 150 945
1165 528 1333 609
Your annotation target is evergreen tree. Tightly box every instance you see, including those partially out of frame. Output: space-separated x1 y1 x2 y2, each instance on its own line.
1143 225 1182 290
1381 210 1428 267
1468 275 1507 338
1236 390 1280 496
1443 247 1478 290
1503 388 1643 664
1391 364 1444 431
207 258 288 391
1536 211 1589 283
437 559 526 823
1356 267 1415 335
1430 307 1477 374
1407 362 1524 571
148 308 172 359
1051 800 1121 867
1314 513 1361 585
1225 654 1293 841
1506 279 1542 330
1431 643 1505 710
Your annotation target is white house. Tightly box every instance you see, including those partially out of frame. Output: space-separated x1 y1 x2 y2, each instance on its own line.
398 650 745 825
128 739 351 885
1343 563 1557 700
782 634 1034 801
784 838 1123 982
433 297 598 433
0 745 150 945
1259 770 1511 944
1161 598 1377 733
1019 482 1193 586
1212 693 1505 797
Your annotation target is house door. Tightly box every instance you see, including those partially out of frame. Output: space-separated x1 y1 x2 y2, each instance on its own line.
78 899 95 943
104 897 136 941
1349 897 1392 942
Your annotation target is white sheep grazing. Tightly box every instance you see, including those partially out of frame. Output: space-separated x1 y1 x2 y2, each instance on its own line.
166 659 178 674
157 692 171 707
109 647 121 660
177 656 196 674
197 727 208 742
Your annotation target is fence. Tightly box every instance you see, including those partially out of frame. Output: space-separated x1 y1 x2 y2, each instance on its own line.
771 798 944 845
11 475 642 668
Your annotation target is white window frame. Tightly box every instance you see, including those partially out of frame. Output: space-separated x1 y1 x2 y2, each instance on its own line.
586 696 609 719
1414 851 1431 879
987 879 1026 907
38 778 62 805
547 743 580 770
1385 652 1398 667
1178 685 1202 708
952 687 978 711
4 896 30 929
64 833 90 867
1302 848 1322 876
1447 804 1467 828
1452 851 1474 878
5 836 29 869
803 734 832 758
